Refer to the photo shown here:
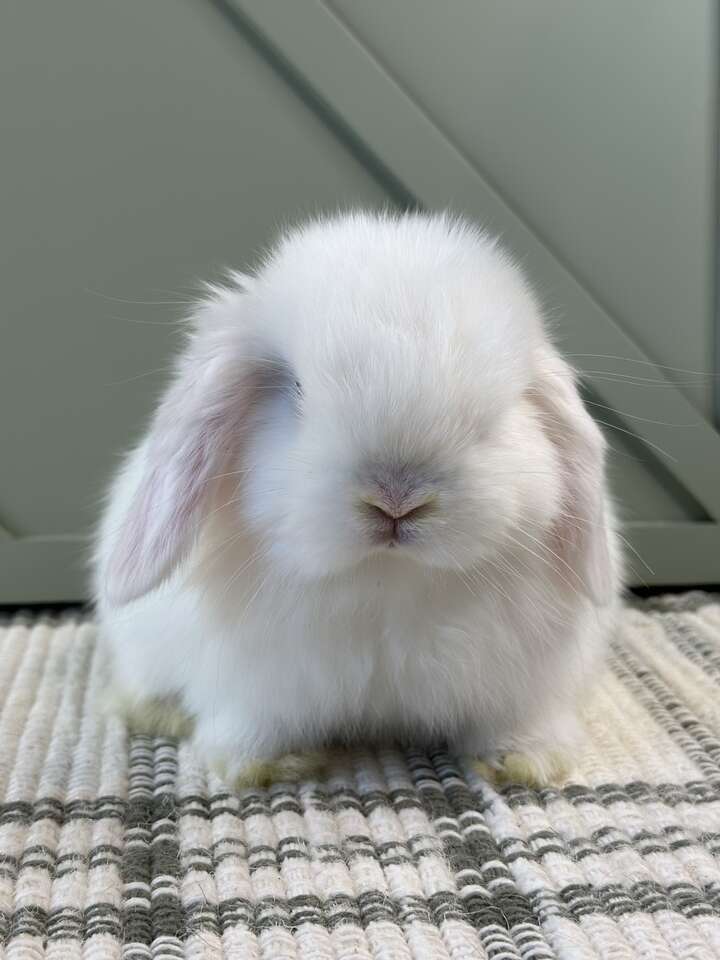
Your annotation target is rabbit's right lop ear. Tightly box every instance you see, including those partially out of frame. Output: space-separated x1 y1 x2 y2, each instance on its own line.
101 316 252 606
530 349 614 606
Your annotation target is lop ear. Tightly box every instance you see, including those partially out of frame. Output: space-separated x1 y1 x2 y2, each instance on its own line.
100 309 252 606
530 348 614 605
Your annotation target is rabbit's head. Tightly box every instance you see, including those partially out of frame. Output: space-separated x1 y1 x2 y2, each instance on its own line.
99 212 613 607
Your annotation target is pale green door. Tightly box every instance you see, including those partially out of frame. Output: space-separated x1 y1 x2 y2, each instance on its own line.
1 0 718 600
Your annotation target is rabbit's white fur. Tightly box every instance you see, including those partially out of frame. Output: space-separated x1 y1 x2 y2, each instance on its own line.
94 211 620 784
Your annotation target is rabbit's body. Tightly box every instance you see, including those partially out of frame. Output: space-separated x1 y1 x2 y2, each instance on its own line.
95 211 621 785
100 516 611 782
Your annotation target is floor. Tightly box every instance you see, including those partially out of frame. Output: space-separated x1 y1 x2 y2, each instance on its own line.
0 593 719 958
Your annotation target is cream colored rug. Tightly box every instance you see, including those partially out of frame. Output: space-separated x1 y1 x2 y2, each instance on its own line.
1 593 720 959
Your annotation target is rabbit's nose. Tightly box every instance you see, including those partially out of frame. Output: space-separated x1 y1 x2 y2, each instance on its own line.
358 466 437 541
360 495 436 523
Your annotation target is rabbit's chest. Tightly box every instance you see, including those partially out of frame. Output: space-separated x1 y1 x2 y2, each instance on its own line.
300 587 497 734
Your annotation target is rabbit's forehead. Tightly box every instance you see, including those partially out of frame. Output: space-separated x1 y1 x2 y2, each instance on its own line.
281 289 535 402
275 270 529 356
253 212 544 412
259 215 540 347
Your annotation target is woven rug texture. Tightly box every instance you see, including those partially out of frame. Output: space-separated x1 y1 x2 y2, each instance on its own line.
1 594 720 959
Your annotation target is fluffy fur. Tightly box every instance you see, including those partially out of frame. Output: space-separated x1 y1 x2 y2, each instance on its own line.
94 210 621 785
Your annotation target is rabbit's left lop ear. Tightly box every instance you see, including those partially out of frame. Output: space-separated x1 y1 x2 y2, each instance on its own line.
529 349 614 605
102 307 255 606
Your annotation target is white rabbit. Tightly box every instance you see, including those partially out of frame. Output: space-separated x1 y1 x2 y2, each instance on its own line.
94 210 621 787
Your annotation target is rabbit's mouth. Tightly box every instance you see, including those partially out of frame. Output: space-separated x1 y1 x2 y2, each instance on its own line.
379 524 414 548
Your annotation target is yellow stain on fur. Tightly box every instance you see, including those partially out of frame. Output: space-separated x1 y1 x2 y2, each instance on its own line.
232 751 329 789
472 760 497 783
106 690 195 739
107 691 333 791
475 750 570 788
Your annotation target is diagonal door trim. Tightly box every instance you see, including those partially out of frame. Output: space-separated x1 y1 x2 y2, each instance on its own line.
221 0 720 523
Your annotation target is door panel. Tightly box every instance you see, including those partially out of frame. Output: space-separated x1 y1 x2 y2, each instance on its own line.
1 0 718 600
228 0 720 586
331 0 717 419
0 0 389 600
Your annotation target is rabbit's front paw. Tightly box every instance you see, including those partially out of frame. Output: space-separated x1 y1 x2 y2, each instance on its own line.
475 749 570 788
105 687 195 738
205 749 329 790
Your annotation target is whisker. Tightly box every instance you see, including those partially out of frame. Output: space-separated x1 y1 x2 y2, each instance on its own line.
559 512 654 576
590 417 677 463
437 530 547 633
85 287 194 306
105 366 172 387
583 400 698 429
566 354 717 378
107 315 187 326
215 541 273 605
582 373 710 388
502 528 585 601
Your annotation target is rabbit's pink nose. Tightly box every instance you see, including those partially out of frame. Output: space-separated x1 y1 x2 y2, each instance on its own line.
360 496 436 523
360 492 435 546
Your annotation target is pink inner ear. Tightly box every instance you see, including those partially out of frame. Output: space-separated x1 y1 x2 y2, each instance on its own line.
101 298 258 607
550 510 593 601
529 351 613 606
549 451 613 606
105 431 223 606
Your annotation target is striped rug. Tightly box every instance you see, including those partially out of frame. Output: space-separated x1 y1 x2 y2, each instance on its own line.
1 593 720 959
